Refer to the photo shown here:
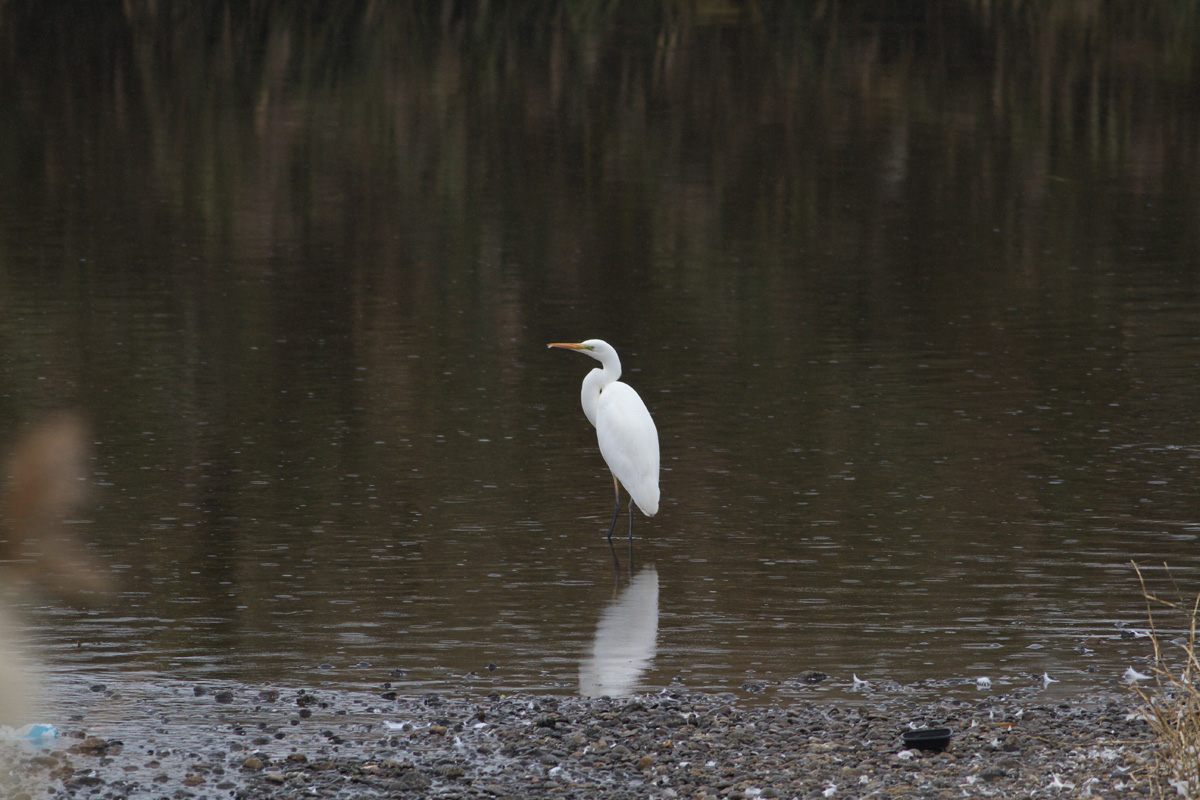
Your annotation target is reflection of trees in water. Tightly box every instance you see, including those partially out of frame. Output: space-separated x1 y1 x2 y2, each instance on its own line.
2 2 1195 318
2 2 1195 182
1 4 1195 276
0 0 1195 416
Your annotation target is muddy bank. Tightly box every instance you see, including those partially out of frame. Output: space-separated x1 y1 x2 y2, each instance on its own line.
4 678 1155 799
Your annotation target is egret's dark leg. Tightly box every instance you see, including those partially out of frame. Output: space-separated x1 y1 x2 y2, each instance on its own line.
627 499 636 568
606 475 622 542
608 534 621 576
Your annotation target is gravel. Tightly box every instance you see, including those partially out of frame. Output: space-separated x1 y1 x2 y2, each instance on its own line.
2 679 1157 799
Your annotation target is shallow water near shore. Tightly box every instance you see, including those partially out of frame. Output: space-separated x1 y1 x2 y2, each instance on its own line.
2 4 1200 705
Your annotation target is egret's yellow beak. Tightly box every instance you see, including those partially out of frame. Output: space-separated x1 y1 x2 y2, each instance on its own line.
547 342 591 351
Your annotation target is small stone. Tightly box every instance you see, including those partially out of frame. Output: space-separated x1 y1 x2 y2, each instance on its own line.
214 690 234 704
73 737 110 755
399 771 432 790
264 771 286 784
429 726 448 736
637 755 655 770
182 775 205 786
242 756 265 770
65 776 103 789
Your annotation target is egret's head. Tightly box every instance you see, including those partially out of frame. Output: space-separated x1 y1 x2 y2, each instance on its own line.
548 339 613 360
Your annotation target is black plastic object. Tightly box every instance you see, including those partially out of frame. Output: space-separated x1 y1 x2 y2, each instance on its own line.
901 727 952 752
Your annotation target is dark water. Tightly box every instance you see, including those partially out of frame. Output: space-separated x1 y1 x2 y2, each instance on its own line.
2 3 1200 704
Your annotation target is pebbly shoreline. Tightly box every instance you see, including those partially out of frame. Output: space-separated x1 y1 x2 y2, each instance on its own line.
4 680 1157 799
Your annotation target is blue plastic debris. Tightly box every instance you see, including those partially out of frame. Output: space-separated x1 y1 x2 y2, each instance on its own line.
18 723 57 743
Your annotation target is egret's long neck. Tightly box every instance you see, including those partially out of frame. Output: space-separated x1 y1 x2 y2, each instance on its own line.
580 353 621 427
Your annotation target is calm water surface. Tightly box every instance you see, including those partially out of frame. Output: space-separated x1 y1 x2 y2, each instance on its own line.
2 4 1200 704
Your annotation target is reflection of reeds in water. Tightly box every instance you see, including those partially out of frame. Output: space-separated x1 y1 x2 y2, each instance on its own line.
1131 563 1200 799
0 413 108 726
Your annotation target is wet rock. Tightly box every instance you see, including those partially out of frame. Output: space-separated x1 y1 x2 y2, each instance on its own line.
70 736 113 755
398 770 432 790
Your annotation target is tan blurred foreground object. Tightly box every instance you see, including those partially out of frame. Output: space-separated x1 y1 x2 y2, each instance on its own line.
1 412 109 596
0 413 110 727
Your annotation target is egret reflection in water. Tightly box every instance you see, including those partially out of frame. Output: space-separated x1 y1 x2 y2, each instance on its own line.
579 565 659 698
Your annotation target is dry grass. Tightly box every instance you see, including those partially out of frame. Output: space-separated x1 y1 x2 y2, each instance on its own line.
1132 562 1200 799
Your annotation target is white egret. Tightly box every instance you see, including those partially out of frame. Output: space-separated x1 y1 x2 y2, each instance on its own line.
548 340 660 546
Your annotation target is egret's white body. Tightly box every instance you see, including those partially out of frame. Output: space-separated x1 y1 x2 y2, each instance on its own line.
549 339 660 540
